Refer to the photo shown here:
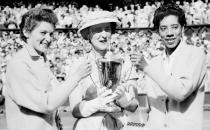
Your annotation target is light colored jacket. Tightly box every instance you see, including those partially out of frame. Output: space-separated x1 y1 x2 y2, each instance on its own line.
144 41 206 130
5 44 58 130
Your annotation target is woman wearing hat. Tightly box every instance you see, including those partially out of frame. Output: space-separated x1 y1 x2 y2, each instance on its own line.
69 11 139 130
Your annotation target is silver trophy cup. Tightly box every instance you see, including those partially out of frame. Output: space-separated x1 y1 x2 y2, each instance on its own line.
96 58 123 91
96 58 124 112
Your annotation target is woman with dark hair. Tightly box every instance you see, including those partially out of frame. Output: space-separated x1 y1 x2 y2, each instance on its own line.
5 8 91 130
130 3 206 130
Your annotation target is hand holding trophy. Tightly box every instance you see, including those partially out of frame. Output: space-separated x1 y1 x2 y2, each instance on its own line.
96 58 124 112
130 52 148 71
96 87 121 112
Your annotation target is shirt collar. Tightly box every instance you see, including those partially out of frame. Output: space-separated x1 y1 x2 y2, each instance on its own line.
87 50 104 61
162 39 185 61
23 43 47 61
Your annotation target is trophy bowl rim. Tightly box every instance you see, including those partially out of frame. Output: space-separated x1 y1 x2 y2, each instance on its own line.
97 58 124 63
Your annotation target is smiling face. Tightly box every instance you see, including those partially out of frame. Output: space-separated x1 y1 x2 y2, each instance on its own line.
158 15 183 53
26 21 54 54
89 22 112 54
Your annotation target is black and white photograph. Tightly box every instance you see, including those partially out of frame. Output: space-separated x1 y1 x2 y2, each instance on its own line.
0 0 210 130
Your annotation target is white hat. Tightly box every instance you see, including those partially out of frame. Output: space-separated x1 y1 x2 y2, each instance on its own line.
78 11 120 40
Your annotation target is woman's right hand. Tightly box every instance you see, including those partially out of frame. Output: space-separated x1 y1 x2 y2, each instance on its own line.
130 52 148 71
96 88 121 112
97 88 115 106
69 57 92 82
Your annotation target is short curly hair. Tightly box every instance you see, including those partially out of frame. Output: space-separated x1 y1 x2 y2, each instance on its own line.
19 8 58 42
153 3 186 30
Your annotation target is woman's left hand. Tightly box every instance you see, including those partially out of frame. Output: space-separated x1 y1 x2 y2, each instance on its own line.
113 84 127 100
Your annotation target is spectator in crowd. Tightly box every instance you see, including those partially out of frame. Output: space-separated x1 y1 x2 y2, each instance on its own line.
6 21 18 29
130 3 206 130
2 1 210 28
5 8 91 130
69 10 139 130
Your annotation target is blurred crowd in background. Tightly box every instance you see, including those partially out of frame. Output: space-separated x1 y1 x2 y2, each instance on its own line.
1 29 210 90
1 0 210 29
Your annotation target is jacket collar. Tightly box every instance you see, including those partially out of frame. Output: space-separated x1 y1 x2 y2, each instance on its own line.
86 50 104 61
162 39 186 61
23 43 47 61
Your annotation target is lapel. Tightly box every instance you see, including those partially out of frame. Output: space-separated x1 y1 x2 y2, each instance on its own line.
170 40 188 74
86 51 101 87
